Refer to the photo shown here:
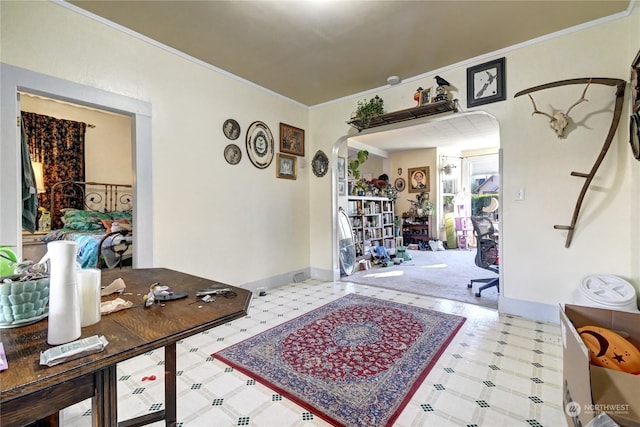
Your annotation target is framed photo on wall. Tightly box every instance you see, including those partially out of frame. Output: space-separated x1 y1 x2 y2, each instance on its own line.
338 157 346 180
280 123 305 156
276 153 297 179
338 181 346 196
408 166 430 193
466 57 506 108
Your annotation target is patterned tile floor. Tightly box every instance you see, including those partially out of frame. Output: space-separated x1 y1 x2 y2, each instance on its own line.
60 279 566 426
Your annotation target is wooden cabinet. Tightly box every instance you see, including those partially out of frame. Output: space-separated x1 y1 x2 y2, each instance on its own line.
348 196 396 257
402 215 431 245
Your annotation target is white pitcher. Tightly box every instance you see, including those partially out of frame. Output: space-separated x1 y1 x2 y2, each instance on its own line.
41 241 81 345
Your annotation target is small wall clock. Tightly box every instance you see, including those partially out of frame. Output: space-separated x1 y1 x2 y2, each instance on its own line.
466 57 506 108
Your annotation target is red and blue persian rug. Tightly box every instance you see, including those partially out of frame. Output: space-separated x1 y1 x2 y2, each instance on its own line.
214 293 466 426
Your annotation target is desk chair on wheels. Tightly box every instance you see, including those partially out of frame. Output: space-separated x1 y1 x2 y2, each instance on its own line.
468 216 499 297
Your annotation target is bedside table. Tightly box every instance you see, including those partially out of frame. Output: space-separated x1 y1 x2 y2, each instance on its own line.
22 231 48 262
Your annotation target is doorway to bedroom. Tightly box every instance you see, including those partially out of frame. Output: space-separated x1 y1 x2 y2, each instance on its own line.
1 63 152 268
19 92 134 265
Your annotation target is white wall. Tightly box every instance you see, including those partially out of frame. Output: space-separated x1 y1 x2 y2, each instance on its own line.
311 5 640 320
1 1 310 290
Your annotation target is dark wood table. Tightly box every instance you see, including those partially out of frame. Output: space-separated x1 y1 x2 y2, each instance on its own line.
0 268 252 427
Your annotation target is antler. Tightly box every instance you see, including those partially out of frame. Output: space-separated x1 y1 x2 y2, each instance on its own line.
527 94 554 120
565 80 591 116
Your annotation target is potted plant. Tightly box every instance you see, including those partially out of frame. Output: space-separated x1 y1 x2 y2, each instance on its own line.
409 192 433 216
354 96 384 128
0 246 18 277
353 179 368 196
348 150 369 181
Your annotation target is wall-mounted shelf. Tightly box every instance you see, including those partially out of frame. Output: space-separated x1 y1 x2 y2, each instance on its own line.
347 100 458 132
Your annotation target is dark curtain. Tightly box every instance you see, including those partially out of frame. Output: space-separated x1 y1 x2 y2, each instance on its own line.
21 112 87 229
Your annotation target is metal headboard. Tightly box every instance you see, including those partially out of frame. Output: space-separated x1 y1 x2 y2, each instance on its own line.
50 181 133 214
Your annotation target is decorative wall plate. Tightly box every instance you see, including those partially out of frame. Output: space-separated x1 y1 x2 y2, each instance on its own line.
394 177 406 192
223 119 240 140
312 150 329 177
246 121 274 169
224 144 241 165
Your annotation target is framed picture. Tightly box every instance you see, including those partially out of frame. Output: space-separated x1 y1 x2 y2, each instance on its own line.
223 143 241 165
394 177 406 192
419 87 432 105
222 119 240 140
408 166 430 193
338 181 346 196
466 57 506 108
246 121 274 169
276 153 297 179
337 157 346 180
280 123 305 156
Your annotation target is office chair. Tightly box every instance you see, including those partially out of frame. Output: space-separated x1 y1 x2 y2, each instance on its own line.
467 216 499 297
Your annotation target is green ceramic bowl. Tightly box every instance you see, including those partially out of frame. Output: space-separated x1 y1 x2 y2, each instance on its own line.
0 277 50 327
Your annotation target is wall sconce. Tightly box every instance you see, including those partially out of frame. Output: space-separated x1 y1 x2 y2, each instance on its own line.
31 161 45 194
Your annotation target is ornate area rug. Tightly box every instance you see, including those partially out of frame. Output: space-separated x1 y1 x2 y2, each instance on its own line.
214 293 466 426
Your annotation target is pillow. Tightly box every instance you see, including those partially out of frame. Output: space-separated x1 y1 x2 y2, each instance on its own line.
61 209 111 231
100 218 131 233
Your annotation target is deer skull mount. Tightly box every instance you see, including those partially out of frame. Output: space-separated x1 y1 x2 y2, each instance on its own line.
527 82 591 138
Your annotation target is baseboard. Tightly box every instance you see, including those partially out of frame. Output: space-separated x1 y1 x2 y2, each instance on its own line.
499 295 559 324
240 268 312 294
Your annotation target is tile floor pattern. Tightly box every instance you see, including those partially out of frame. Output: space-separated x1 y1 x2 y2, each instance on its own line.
60 279 566 426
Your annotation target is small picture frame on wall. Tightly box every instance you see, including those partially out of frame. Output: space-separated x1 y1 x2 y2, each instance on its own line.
338 157 346 180
408 166 430 193
276 153 297 180
222 119 240 140
338 181 346 196
280 123 305 156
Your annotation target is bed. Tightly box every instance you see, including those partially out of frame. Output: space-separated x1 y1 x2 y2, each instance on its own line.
42 181 133 269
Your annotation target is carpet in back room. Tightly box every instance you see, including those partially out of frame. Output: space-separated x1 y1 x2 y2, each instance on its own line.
341 248 499 310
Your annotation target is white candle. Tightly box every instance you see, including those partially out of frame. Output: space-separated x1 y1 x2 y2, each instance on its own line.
77 268 102 327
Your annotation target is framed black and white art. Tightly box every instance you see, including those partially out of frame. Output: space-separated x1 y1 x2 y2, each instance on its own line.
466 57 506 108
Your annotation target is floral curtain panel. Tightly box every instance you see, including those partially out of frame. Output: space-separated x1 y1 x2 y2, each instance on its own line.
21 112 87 229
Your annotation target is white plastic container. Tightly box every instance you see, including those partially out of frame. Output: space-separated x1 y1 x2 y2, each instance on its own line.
575 274 639 313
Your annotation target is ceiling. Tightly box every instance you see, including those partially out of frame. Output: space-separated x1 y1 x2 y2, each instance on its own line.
67 0 630 107
63 1 630 154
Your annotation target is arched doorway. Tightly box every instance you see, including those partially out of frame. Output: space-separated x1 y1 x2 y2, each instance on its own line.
331 112 501 307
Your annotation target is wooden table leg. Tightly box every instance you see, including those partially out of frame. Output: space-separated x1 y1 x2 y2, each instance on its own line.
165 343 177 426
94 364 118 427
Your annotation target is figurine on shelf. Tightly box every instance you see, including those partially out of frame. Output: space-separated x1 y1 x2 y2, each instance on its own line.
413 87 423 106
433 75 451 102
